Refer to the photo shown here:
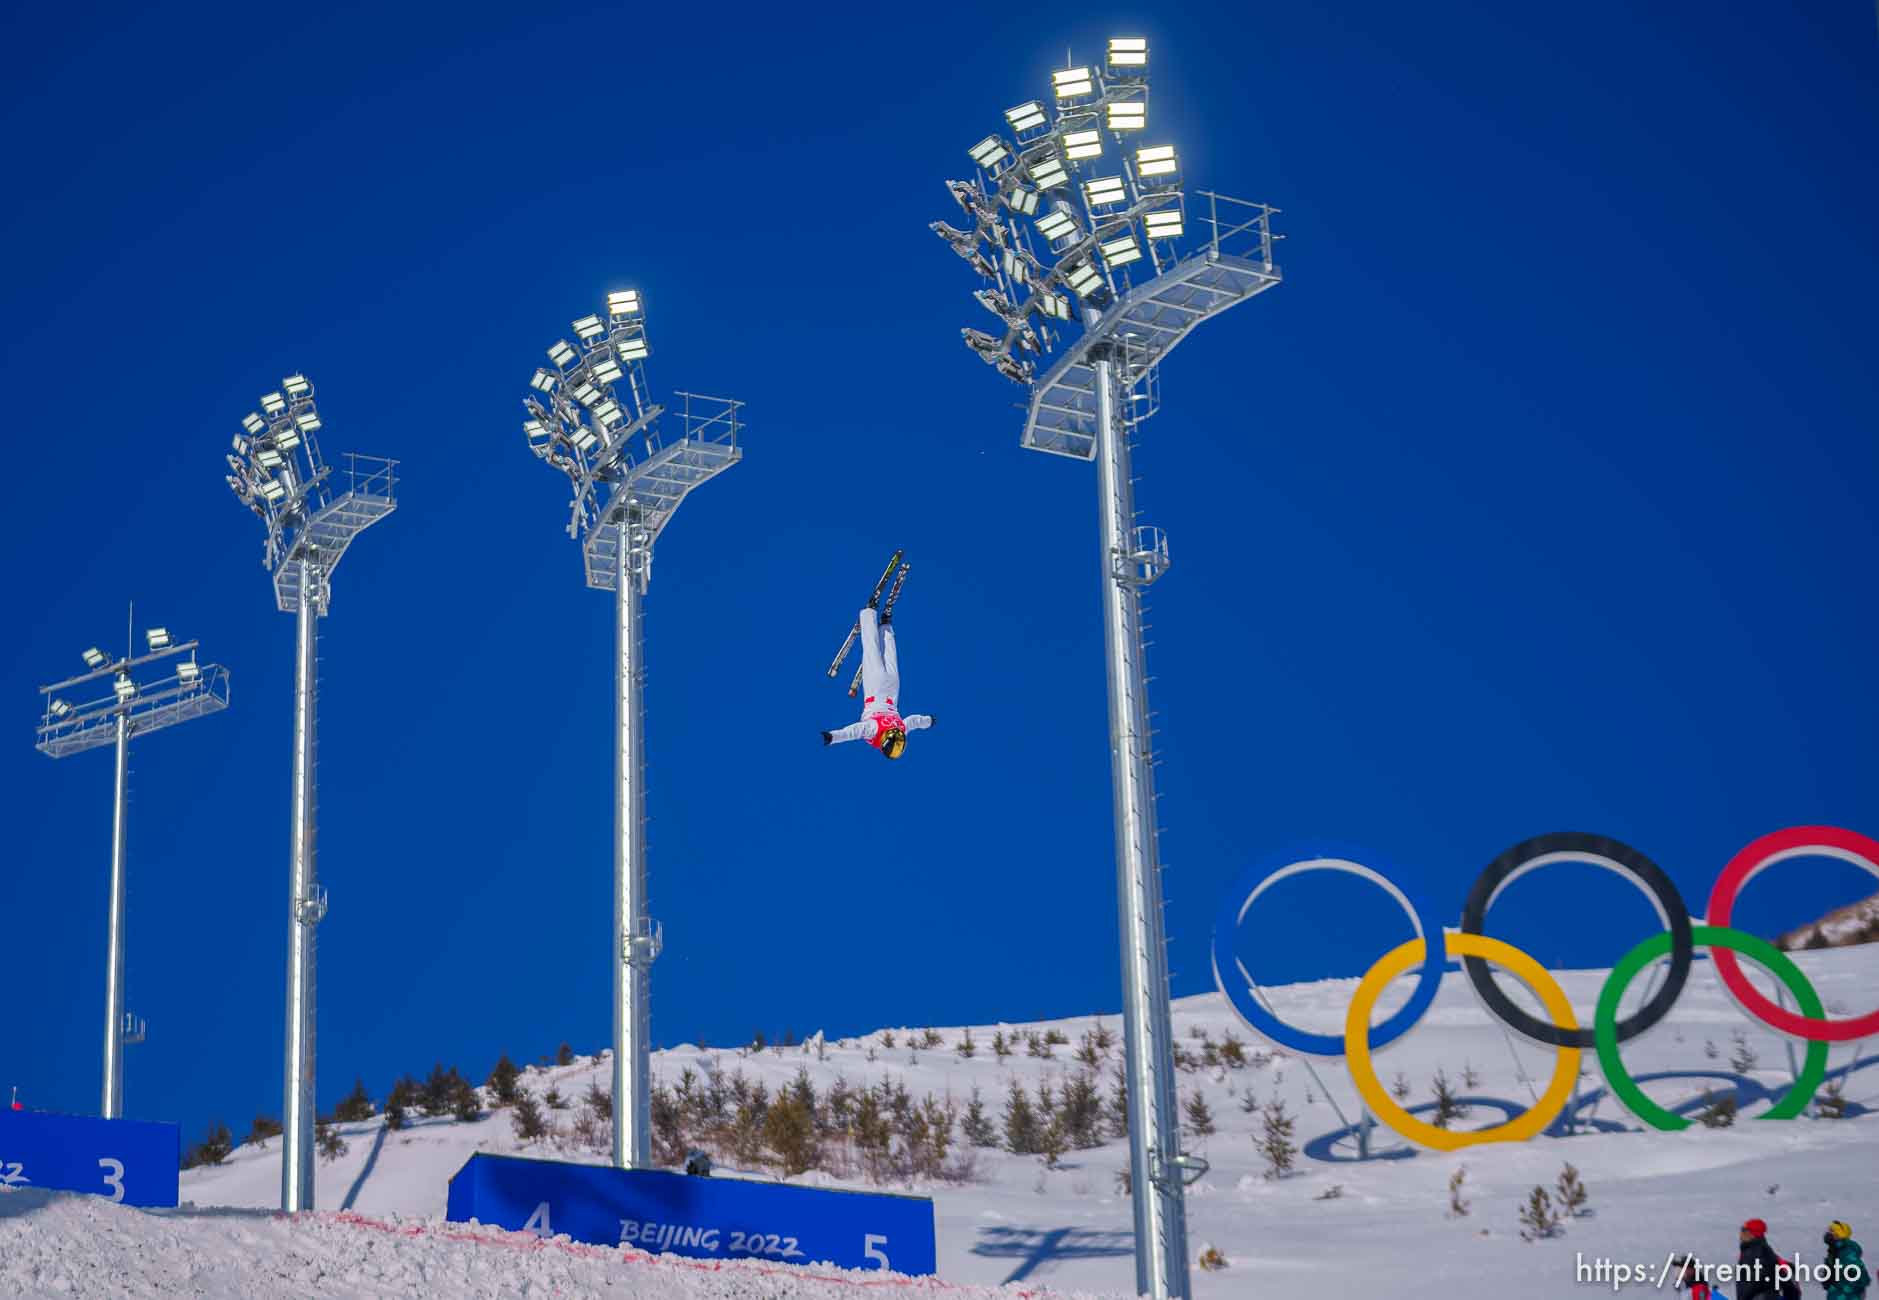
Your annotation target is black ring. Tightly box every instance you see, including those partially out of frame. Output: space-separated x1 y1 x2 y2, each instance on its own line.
1460 832 1693 1049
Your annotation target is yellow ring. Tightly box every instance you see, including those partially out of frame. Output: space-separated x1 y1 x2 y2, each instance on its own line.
1344 933 1581 1150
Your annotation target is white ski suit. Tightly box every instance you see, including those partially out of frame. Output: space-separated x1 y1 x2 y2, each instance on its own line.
826 607 933 749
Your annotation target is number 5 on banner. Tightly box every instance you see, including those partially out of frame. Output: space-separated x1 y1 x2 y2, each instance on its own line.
863 1234 890 1271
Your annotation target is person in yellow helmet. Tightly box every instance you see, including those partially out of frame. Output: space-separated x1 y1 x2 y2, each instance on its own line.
1824 1220 1866 1300
821 605 934 760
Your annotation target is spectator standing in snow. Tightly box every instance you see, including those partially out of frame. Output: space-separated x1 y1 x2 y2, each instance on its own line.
1824 1221 1868 1300
1737 1219 1786 1300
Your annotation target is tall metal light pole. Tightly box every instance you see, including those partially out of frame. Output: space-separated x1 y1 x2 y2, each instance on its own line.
222 374 397 1213
933 38 1282 1300
520 290 742 1169
36 623 230 1119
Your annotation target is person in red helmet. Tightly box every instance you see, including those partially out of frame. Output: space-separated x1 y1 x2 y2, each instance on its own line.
1738 1219 1795 1300
821 605 933 760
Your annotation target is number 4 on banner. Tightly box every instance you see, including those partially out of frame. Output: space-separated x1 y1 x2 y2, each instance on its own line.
523 1202 552 1237
864 1235 890 1270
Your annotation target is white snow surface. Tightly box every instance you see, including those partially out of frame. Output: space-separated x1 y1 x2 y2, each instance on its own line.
4 945 1875 1299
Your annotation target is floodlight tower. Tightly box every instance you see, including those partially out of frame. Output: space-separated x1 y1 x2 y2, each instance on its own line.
35 621 230 1119
933 37 1282 1300
222 375 397 1213
520 290 742 1169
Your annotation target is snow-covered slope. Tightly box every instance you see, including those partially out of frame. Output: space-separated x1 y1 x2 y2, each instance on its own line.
6 946 1875 1299
1779 892 1879 950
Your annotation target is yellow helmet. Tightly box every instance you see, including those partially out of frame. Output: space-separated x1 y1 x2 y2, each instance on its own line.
1829 1221 1853 1241
880 726 907 759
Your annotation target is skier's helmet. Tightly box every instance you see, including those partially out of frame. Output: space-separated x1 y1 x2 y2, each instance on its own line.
880 726 907 759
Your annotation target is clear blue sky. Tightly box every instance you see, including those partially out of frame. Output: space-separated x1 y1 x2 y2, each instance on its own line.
2 3 1875 1145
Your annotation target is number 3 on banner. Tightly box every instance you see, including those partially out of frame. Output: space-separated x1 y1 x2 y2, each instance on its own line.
863 1234 890 1271
98 1158 124 1203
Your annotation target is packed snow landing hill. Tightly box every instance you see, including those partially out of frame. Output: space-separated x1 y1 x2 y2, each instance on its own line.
3 944 1875 1299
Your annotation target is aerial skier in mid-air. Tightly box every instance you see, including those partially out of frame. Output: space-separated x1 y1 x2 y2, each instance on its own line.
822 550 935 760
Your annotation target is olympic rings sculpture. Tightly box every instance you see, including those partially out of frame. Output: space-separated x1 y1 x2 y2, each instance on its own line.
1210 827 1879 1151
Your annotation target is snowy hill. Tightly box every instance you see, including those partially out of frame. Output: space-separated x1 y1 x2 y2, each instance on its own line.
5 945 1876 1299
1779 892 1879 950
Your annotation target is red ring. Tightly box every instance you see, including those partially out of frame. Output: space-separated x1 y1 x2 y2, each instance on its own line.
1706 825 1879 1042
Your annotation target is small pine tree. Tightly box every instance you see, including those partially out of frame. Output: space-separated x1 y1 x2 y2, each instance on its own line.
1391 1071 1411 1101
194 1121 233 1167
1448 1166 1470 1218
1728 1031 1760 1075
1518 1186 1561 1241
245 1114 283 1146
1044 1028 1068 1046
1038 1115 1068 1169
956 1028 977 1059
1695 1090 1737 1128
963 1086 999 1147
1430 1068 1465 1130
764 1095 820 1178
1817 1077 1849 1119
1107 1063 1130 1139
385 1095 408 1131
1074 1033 1102 1069
1115 1166 1132 1195
451 1075 483 1123
334 1077 375 1122
544 1086 567 1110
919 1027 943 1050
879 1030 895 1050
556 1042 575 1067
1183 1091 1216 1138
585 1081 613 1122
1703 1038 1719 1060
1555 1162 1589 1218
511 1090 547 1141
421 1063 458 1117
1094 1020 1115 1052
751 1028 767 1052
992 1029 1011 1061
1461 1061 1480 1089
1259 1097 1296 1180
1003 1078 1041 1154
486 1054 521 1107
1804 929 1831 951
1219 1033 1246 1069
315 1117 349 1163
1026 1032 1052 1059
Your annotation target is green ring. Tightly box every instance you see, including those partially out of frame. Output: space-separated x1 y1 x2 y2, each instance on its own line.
1595 925 1828 1131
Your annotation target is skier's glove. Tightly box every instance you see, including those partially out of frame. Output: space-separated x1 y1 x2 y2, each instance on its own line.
820 730 833 746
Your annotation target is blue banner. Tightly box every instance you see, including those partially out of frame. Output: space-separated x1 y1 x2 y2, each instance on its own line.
0 1110 180 1208
446 1153 936 1275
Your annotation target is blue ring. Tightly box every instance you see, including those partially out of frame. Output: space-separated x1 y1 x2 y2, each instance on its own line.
1211 848 1447 1058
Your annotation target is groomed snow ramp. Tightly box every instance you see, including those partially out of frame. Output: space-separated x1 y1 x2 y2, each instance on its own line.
0 1188 1122 1300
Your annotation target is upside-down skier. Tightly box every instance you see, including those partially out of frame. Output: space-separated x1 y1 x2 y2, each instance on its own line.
821 564 934 760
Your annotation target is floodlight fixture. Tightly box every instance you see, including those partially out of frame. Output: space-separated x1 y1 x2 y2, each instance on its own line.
219 373 397 1215
1064 260 1103 296
1108 37 1148 69
1107 100 1146 131
531 368 558 393
968 135 1009 169
243 412 267 435
548 340 578 368
1002 249 1030 285
519 289 743 1177
1053 66 1094 99
1006 186 1040 216
608 289 642 317
1136 144 1178 178
1006 100 1048 132
1036 207 1079 243
36 611 230 1124
1143 209 1184 240
574 314 607 340
1100 233 1143 268
1028 156 1069 189
176 660 200 684
932 37 1283 1300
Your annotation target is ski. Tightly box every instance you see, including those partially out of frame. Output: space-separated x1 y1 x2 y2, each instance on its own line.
849 563 909 697
826 549 904 678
